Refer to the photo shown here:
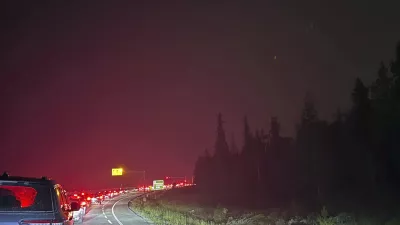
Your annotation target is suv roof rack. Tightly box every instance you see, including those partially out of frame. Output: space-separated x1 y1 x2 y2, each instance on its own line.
0 174 54 183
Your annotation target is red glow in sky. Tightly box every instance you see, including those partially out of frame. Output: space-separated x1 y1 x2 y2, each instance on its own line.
1 1 400 189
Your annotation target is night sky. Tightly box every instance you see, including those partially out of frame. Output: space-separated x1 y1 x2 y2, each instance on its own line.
1 1 400 189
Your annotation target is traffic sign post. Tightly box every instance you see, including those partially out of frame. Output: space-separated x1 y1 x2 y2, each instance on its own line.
153 180 164 190
112 168 123 176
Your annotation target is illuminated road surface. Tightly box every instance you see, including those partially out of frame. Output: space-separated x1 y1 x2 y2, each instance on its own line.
83 192 152 225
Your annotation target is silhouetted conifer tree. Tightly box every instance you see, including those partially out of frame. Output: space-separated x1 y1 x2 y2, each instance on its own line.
191 41 400 214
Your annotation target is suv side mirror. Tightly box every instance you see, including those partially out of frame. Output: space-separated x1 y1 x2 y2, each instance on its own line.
70 202 80 211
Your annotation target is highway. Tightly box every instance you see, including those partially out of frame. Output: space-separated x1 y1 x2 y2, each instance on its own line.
82 192 152 225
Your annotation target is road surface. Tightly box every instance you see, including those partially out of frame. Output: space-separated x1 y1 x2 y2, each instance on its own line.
83 192 152 225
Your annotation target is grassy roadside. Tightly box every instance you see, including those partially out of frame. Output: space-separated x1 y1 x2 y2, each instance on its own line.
128 190 400 225
128 190 262 225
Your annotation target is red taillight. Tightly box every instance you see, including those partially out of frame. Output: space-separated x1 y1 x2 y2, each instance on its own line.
100 196 103 199
87 197 91 201
81 201 86 206
21 219 63 225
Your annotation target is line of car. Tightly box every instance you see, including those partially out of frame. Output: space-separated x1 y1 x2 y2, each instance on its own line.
0 172 130 225
67 189 128 223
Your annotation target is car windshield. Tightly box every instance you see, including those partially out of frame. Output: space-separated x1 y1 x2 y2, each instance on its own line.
0 183 53 211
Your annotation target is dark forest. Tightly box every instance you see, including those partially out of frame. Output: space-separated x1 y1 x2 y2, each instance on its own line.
194 42 400 216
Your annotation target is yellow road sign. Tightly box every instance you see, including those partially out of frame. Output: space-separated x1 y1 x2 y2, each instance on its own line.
112 168 123 176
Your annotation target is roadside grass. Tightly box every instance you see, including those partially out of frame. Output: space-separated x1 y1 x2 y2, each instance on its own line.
129 190 400 225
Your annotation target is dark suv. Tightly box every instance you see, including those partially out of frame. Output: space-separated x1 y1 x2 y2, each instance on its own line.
0 172 80 225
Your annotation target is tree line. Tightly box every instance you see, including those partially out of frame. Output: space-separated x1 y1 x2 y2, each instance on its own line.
193 42 400 215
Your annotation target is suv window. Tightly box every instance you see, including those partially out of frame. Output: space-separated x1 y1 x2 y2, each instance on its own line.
55 186 69 211
55 187 64 205
0 183 53 211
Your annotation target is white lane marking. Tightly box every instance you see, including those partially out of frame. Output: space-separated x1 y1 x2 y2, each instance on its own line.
111 197 125 225
105 215 108 219
108 219 112 224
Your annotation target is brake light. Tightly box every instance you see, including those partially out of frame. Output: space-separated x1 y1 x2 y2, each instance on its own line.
81 201 86 206
87 197 91 201
21 219 63 224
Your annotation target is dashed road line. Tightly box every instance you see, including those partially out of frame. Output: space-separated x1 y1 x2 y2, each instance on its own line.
102 200 111 224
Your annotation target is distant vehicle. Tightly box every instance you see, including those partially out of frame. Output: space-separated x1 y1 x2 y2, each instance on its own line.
69 199 85 223
84 193 94 204
68 195 90 215
0 172 80 225
91 193 104 204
